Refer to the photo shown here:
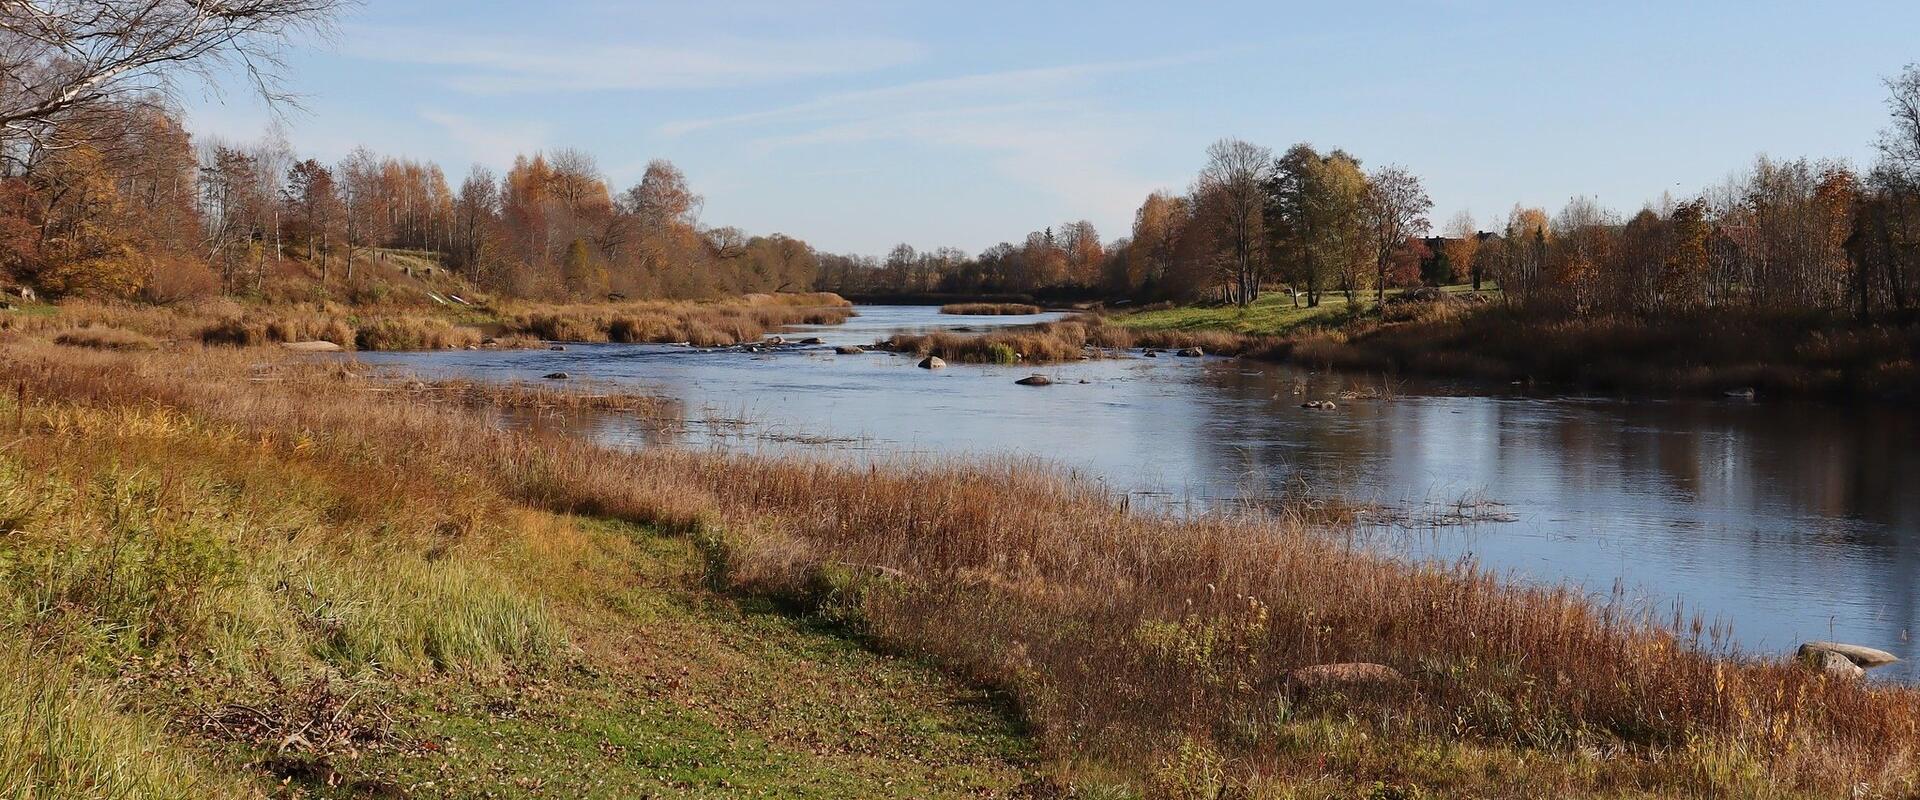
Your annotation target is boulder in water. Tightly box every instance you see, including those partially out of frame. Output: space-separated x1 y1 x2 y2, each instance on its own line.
543 372 570 380
918 356 946 369
1015 375 1052 386
1177 347 1204 357
835 345 865 355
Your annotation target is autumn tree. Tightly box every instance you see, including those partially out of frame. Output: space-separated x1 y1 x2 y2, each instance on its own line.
1267 144 1366 307
1362 165 1432 303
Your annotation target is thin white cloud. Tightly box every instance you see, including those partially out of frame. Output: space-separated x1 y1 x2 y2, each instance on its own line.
658 55 1215 232
349 27 924 94
420 109 551 167
658 54 1208 137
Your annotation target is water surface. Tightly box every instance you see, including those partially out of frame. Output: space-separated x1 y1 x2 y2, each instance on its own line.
358 305 1920 678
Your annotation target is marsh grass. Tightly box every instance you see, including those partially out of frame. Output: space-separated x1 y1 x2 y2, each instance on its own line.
4 340 1919 796
1288 305 1920 396
884 316 1279 363
505 291 853 346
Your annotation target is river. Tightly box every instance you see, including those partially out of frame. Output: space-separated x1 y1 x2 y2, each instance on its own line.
356 304 1920 678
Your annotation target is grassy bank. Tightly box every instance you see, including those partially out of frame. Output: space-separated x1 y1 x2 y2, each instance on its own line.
882 318 1275 364
5 337 1919 796
1112 288 1920 399
0 291 852 353
0 343 1029 798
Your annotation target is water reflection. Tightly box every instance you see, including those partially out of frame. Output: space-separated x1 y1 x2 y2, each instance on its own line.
357 306 1920 679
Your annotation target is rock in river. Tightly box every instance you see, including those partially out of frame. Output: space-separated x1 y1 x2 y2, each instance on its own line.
1177 347 1204 357
835 345 865 355
543 372 570 380
918 356 946 369
1015 374 1052 386
801 337 826 345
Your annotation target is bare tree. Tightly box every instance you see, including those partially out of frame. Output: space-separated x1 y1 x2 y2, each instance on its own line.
1 0 344 145
1194 138 1272 306
1363 165 1431 303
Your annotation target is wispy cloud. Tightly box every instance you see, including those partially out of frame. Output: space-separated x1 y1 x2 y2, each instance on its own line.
348 27 924 94
420 109 551 167
658 54 1205 137
659 53 1217 227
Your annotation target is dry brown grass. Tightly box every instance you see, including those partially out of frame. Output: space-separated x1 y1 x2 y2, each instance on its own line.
505 292 853 346
1286 305 1920 397
884 315 1280 364
940 302 1044 315
52 325 160 351
5 341 1916 796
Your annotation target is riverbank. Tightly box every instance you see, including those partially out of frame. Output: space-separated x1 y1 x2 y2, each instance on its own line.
6 337 1918 797
1109 290 1920 400
0 291 852 353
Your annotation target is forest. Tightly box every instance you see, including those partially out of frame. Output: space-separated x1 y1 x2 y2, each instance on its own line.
5 6 1920 328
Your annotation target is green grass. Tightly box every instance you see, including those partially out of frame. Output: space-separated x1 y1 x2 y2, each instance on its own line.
282 520 1033 799
0 369 1033 798
1117 284 1499 336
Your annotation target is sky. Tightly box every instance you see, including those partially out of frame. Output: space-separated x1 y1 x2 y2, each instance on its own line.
182 0 1920 256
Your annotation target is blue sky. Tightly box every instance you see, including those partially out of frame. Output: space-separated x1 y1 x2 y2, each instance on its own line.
183 0 1920 255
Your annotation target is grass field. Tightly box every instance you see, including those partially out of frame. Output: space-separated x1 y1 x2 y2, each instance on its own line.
1116 285 1498 336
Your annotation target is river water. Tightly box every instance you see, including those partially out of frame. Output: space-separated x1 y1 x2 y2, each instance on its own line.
357 305 1920 678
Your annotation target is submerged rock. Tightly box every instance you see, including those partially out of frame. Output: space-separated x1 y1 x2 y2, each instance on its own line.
549 345 566 351
918 356 946 369
1015 375 1052 386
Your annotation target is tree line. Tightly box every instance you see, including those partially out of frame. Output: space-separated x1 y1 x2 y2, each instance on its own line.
829 66 1920 320
5 3 1920 319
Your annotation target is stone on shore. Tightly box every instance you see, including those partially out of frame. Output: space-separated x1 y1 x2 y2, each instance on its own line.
281 340 342 353
1798 641 1899 669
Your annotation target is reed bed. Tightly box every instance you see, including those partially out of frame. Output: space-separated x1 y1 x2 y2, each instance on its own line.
1286 305 1920 397
884 316 1280 363
939 302 1044 315
51 324 160 351
504 292 852 346
3 341 1915 796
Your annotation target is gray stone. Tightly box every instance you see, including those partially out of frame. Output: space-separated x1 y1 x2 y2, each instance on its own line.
918 356 946 369
835 345 865 355
1015 375 1052 386
1798 641 1900 669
